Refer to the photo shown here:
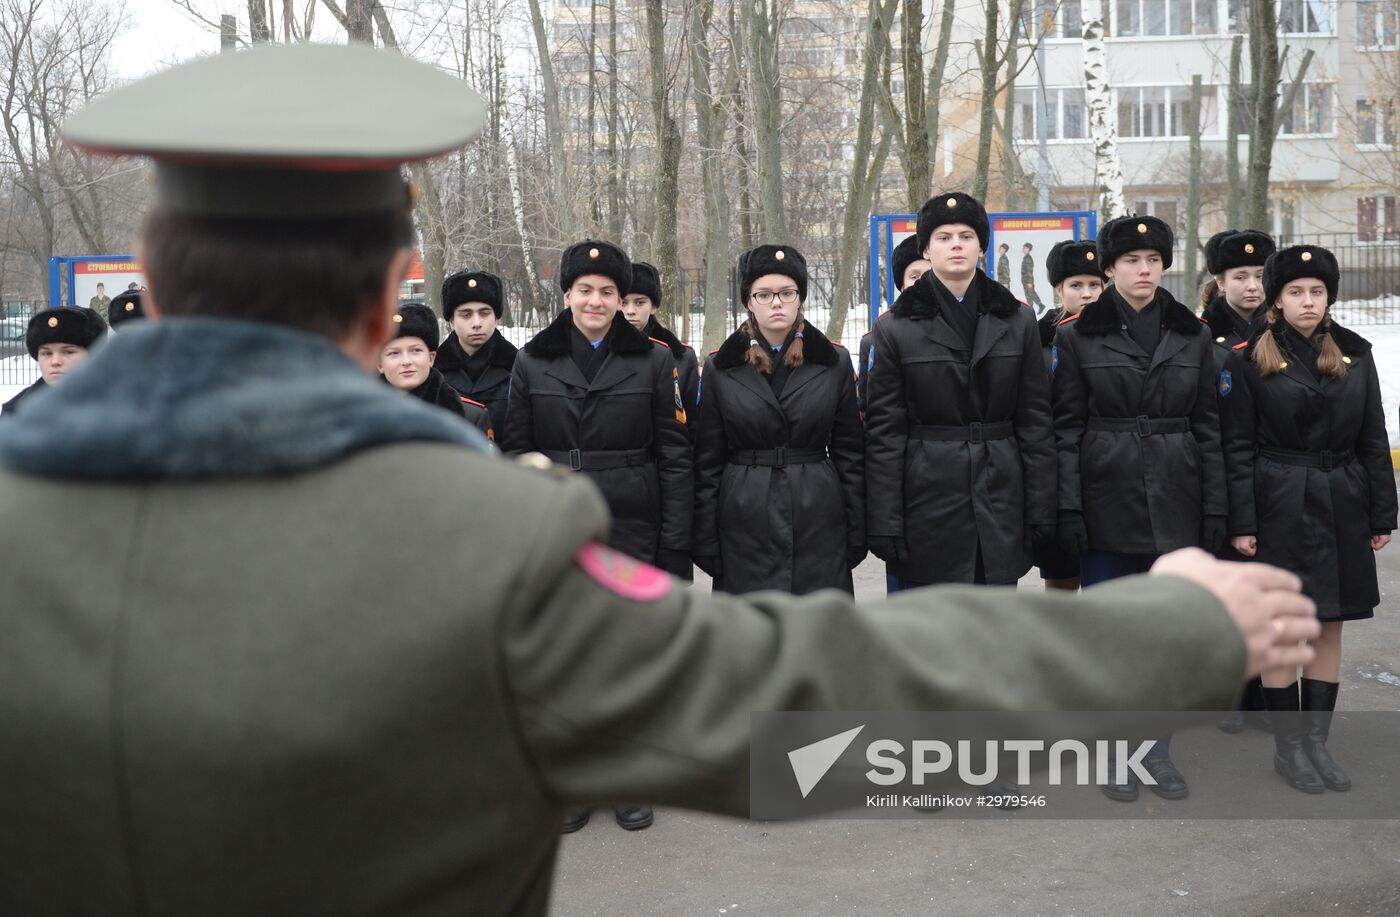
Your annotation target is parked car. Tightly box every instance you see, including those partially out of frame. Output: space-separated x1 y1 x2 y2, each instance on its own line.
0 318 28 359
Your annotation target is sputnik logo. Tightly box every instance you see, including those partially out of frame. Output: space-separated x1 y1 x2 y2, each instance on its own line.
787 725 865 798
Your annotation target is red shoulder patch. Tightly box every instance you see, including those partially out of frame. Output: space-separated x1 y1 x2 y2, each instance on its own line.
1057 313 1080 326
1232 340 1249 350
574 543 672 602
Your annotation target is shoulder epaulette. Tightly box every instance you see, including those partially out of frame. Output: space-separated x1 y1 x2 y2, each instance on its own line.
1057 313 1080 326
708 348 720 356
1232 340 1248 351
648 336 668 348
460 396 486 407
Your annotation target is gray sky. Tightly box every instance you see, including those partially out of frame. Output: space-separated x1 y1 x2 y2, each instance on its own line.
112 0 221 79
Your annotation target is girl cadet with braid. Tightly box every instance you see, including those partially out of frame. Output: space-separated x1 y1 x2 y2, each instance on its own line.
692 244 865 595
1220 244 1397 795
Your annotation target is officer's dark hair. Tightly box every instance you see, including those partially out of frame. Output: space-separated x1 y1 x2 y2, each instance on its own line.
140 205 416 338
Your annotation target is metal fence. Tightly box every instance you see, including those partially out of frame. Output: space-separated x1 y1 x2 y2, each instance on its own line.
1 302 41 388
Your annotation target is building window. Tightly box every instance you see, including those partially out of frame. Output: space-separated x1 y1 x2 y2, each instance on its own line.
1279 83 1333 135
1357 0 1399 47
1355 98 1395 147
1131 199 1181 232
1015 88 1089 140
1114 0 1217 36
1358 195 1400 242
1280 0 1332 34
1117 85 1218 138
1027 0 1083 39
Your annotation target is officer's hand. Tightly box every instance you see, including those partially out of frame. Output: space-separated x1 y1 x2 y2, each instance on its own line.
1150 548 1319 678
655 548 692 579
869 536 908 565
694 554 722 579
847 544 868 570
1200 515 1228 553
1056 510 1088 556
1232 535 1257 557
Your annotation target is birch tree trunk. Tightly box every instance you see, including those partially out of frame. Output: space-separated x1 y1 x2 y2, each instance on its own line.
688 0 734 350
1082 10 1126 218
500 103 542 323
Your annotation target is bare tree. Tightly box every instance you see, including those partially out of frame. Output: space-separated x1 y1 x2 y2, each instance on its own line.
688 0 733 349
743 0 787 243
971 0 999 201
1082 3 1125 218
526 0 576 239
644 0 683 327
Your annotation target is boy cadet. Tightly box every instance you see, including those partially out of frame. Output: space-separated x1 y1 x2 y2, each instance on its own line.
0 306 106 417
0 43 1320 916
107 288 146 329
380 302 494 440
858 234 929 417
620 260 699 433
434 269 517 434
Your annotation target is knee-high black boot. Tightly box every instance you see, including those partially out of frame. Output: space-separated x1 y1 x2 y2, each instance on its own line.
1263 682 1324 794
1301 678 1351 792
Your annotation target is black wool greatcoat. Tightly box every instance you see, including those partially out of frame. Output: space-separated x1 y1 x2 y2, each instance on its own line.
1220 322 1398 619
643 317 700 437
502 309 693 564
1052 287 1227 555
693 322 865 594
435 329 518 435
1202 294 1264 374
864 269 1055 584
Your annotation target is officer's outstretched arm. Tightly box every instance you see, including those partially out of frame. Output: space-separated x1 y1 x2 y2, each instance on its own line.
497 481 1244 817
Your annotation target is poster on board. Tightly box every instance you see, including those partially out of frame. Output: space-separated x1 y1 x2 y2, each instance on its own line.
72 259 145 312
985 214 1081 316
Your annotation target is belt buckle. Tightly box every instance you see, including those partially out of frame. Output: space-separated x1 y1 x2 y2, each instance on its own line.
968 422 983 444
1319 451 1334 471
568 448 583 471
774 446 787 467
1135 415 1152 437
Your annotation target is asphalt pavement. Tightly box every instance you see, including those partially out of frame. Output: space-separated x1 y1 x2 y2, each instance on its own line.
550 475 1400 916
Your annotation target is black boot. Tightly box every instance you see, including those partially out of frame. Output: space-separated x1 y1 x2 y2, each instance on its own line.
1263 682 1324 794
561 808 591 833
1301 678 1351 792
1243 677 1274 733
614 805 654 830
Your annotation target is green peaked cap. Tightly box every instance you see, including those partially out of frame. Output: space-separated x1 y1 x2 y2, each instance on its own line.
62 42 487 218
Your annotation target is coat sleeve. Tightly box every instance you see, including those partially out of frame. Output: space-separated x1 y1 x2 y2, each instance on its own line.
681 348 701 430
828 352 866 548
499 354 534 454
1191 331 1228 518
499 480 1247 816
652 348 695 552
863 319 906 538
692 356 725 556
1014 314 1056 525
1051 326 1087 513
1359 356 1399 533
856 334 872 418
1218 350 1259 536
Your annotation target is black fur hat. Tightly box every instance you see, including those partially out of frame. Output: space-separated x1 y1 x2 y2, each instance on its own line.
25 306 107 359
1205 229 1275 276
441 270 503 319
1046 240 1106 286
630 261 662 307
107 290 146 329
388 302 442 351
1264 244 1339 307
1097 214 1174 270
559 240 631 295
739 244 808 302
916 191 990 254
891 234 926 290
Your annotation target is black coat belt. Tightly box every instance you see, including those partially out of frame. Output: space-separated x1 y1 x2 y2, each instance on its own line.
908 421 1015 443
541 448 653 471
1259 446 1356 470
727 447 829 467
1087 416 1190 436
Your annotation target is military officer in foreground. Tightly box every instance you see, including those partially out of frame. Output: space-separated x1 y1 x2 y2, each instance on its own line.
0 43 1320 917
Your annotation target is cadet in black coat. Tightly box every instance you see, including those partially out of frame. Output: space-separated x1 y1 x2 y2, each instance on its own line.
435 269 518 434
1033 241 1105 591
1 306 107 417
621 260 699 437
378 303 494 441
858 234 928 416
1201 229 1276 733
1220 244 1397 794
865 192 1056 589
692 245 865 595
502 241 693 576
1053 215 1227 802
